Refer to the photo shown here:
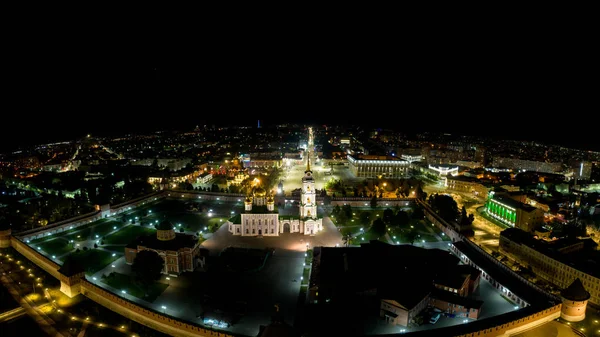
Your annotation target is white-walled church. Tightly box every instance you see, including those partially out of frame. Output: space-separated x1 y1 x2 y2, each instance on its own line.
227 158 323 236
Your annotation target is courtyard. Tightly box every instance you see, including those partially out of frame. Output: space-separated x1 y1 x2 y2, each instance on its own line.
23 196 342 336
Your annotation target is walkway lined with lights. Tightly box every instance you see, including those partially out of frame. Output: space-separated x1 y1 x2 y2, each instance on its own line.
2 250 143 337
0 274 65 336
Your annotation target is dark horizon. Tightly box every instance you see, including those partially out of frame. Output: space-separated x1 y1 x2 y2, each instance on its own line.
4 34 598 153
2 117 598 154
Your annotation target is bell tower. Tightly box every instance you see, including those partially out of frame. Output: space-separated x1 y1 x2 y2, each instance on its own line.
300 155 317 219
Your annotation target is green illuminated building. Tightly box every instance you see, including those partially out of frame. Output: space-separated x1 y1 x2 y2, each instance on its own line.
485 194 544 232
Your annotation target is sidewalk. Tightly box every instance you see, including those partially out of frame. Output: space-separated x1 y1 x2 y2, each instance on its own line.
0 274 65 337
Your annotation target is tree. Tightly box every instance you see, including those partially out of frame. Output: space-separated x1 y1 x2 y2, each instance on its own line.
392 211 410 227
359 211 371 226
430 194 459 223
371 218 386 237
412 206 425 220
460 206 468 225
331 205 341 217
370 195 378 209
132 250 164 295
382 208 394 224
405 231 418 245
342 204 353 219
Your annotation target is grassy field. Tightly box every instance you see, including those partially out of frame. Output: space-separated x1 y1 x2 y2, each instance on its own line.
103 225 156 245
36 238 74 257
100 245 127 253
66 249 121 275
90 220 125 237
101 272 168 303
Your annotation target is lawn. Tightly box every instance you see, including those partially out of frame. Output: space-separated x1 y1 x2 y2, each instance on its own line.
349 229 386 246
101 272 168 303
103 225 156 245
65 227 93 243
168 212 231 233
100 245 126 254
37 238 74 257
66 249 121 275
90 220 124 237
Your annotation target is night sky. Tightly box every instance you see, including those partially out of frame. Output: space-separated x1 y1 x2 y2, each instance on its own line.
3 29 597 152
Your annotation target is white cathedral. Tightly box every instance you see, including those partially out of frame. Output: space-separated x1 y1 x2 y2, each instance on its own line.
227 157 323 236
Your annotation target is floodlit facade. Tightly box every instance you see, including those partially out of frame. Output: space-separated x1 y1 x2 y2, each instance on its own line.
228 155 322 236
492 157 563 174
499 228 600 306
347 155 409 178
485 194 544 232
125 220 203 274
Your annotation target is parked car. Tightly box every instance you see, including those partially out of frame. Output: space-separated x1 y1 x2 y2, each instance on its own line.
429 313 441 324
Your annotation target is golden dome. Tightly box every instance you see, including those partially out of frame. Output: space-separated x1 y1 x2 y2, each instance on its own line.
254 187 266 197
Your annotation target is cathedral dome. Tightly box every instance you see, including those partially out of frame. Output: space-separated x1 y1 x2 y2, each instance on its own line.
157 220 174 230
157 220 176 241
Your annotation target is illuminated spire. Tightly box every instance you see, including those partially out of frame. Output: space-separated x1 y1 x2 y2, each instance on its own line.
306 153 311 173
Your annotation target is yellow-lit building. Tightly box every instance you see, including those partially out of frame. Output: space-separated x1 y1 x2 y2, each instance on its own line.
446 176 490 199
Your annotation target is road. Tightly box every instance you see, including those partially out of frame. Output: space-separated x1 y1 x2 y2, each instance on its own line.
422 184 501 253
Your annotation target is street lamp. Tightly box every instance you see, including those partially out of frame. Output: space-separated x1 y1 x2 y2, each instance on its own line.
166 277 170 285
161 305 167 313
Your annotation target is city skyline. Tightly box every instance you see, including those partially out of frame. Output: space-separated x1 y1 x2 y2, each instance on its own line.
3 117 598 154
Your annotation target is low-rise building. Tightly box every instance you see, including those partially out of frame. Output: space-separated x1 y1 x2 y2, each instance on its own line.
433 264 481 297
428 289 483 319
446 176 490 199
310 241 486 328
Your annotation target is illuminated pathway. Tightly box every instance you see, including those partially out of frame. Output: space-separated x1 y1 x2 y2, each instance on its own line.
0 265 65 336
1 250 143 337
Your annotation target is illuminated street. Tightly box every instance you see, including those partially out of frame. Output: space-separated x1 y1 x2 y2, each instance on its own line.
423 183 502 253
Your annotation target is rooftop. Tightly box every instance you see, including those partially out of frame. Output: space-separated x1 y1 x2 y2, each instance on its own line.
156 220 174 230
126 232 198 252
453 240 560 307
58 256 85 276
491 195 537 213
431 288 483 309
433 264 479 290
560 278 590 301
501 227 600 278
315 241 460 309
246 205 278 214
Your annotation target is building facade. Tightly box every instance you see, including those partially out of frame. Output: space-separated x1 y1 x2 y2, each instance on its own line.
492 157 563 174
347 155 409 179
125 221 203 275
485 194 544 232
227 159 322 236
446 176 490 199
499 228 600 306
380 295 429 327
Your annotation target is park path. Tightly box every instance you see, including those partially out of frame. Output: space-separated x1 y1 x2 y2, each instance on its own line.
0 274 66 337
419 222 444 241
383 233 394 244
